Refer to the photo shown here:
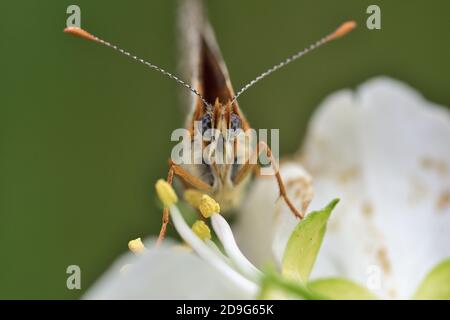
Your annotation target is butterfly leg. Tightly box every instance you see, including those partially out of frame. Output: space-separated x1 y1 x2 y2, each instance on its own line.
233 141 304 219
156 160 212 245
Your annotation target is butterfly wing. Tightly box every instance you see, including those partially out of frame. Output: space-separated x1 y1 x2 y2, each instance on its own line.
178 0 237 116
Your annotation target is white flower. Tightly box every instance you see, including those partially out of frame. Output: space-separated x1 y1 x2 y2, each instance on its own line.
85 77 450 299
84 242 250 299
238 77 450 299
84 184 262 299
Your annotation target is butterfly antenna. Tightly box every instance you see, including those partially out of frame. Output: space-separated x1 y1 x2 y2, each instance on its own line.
64 27 212 109
231 21 356 104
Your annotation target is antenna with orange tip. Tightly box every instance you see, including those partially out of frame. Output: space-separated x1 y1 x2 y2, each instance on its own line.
231 20 357 103
64 26 98 42
64 26 212 108
64 20 357 107
326 21 357 41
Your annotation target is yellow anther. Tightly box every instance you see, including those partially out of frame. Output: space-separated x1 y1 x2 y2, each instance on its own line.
192 220 211 241
128 237 146 254
184 189 204 208
155 179 178 207
199 194 220 218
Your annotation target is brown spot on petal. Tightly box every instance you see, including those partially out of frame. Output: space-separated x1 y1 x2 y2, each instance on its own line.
377 248 391 274
286 176 314 216
361 201 374 218
328 216 340 232
338 167 360 184
408 176 429 205
436 189 450 211
420 156 448 176
388 288 398 299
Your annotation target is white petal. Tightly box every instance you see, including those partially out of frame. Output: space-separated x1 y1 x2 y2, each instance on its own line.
234 162 313 267
211 214 261 281
303 77 450 299
169 204 258 294
84 240 255 300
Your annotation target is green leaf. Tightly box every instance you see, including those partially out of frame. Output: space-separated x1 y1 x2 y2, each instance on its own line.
259 272 325 300
308 278 378 300
282 199 339 283
413 258 450 300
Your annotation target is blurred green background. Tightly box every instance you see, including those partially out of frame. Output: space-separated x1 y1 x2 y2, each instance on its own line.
1 0 449 299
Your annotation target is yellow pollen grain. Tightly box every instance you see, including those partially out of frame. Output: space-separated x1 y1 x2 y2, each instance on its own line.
128 237 146 254
192 220 211 241
199 194 220 218
155 179 178 207
184 189 204 208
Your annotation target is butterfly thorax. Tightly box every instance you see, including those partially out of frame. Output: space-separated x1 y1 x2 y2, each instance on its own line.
180 99 253 212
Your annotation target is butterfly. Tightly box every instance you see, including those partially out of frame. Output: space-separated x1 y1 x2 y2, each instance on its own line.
64 0 355 244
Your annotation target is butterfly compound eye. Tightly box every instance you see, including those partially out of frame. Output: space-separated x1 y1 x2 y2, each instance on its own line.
201 113 212 134
230 113 241 131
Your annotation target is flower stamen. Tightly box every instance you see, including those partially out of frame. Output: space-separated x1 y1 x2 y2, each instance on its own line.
128 238 146 254
184 189 204 208
192 220 212 241
168 201 258 295
199 194 220 218
155 179 178 207
211 214 262 281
